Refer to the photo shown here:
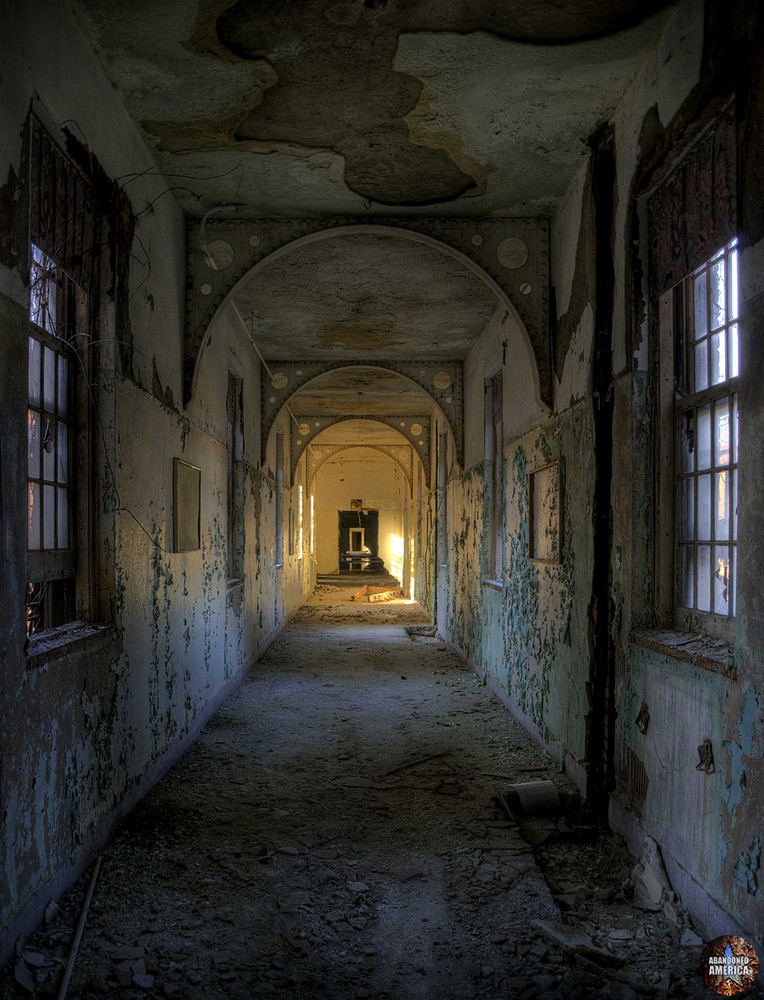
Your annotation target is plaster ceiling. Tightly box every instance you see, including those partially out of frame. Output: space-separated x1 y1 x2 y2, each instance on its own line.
289 367 431 417
238 231 499 360
75 0 677 216
310 422 416 447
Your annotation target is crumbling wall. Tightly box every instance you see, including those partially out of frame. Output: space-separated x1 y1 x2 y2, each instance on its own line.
0 3 311 962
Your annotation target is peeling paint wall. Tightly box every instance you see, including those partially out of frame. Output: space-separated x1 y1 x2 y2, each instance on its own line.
0 5 311 961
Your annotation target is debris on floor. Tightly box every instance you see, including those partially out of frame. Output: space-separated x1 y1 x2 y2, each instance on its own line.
2 592 760 1000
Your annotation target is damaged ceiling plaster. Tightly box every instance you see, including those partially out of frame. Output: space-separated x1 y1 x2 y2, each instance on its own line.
75 0 677 216
235 231 499 360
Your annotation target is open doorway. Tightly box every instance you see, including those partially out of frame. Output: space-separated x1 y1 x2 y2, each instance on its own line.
338 509 381 572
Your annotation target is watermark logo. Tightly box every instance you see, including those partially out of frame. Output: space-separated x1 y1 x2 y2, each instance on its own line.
699 936 759 995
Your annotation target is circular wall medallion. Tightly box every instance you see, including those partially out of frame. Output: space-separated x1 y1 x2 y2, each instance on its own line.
249 234 261 247
205 239 234 270
271 373 288 389
432 371 452 390
268 395 276 404
200 283 213 296
446 395 453 404
520 282 532 295
496 237 528 270
410 423 423 437
471 234 483 247
298 422 311 436
314 421 321 427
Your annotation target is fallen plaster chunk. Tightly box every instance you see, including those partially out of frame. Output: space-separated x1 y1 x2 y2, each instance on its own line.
624 836 673 912
530 919 626 968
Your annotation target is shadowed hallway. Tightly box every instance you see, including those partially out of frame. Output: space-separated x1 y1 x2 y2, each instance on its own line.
0 591 736 1000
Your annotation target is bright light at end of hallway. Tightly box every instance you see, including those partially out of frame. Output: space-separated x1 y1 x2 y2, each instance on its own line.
389 532 404 583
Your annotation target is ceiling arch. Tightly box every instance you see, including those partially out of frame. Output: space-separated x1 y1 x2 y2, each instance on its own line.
307 442 416 496
187 221 548 410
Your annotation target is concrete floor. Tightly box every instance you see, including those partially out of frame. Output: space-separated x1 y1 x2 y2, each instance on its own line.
2 587 753 1000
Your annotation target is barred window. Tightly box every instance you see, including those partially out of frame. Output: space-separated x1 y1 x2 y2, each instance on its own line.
677 239 738 627
24 114 100 641
27 245 89 635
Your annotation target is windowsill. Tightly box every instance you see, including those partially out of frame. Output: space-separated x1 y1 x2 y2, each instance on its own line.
26 620 114 670
632 628 735 677
482 579 504 591
226 577 244 590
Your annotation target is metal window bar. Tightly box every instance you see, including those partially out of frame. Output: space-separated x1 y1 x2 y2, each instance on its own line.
677 239 739 619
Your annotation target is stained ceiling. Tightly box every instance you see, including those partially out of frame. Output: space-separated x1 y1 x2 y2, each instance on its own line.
237 231 500 360
75 0 677 216
73 0 679 463
289 367 431 417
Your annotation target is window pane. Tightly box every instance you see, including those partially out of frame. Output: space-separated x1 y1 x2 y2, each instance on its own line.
28 482 41 550
733 393 739 464
43 346 56 411
682 479 694 540
697 545 712 612
43 484 56 548
682 412 695 472
697 474 712 540
732 469 738 539
697 404 712 469
28 410 40 479
731 548 737 617
710 331 726 384
729 322 739 378
710 258 725 328
694 341 708 392
715 471 730 540
729 249 738 320
57 487 69 548
693 273 707 339
43 417 55 482
714 398 731 466
713 545 731 615
29 338 42 405
57 423 68 484
57 355 69 417
681 545 694 609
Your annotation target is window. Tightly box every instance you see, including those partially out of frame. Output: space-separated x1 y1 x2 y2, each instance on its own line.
676 239 739 632
437 428 448 568
484 370 503 582
298 484 304 556
275 431 284 566
226 370 243 580
26 245 89 636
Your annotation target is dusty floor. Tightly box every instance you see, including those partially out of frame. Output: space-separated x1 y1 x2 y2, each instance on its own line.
3 586 758 1000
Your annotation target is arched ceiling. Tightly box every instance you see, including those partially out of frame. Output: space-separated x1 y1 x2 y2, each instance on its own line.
76 0 677 216
235 231 500 360
290 367 432 416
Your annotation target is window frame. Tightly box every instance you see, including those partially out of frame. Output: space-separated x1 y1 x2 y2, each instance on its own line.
26 244 95 638
654 238 739 643
672 240 739 642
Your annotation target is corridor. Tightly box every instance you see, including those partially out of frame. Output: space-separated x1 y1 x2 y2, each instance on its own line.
1 590 725 1000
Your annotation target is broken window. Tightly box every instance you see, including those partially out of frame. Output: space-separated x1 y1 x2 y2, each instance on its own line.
676 239 739 627
24 115 102 640
26 246 88 635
